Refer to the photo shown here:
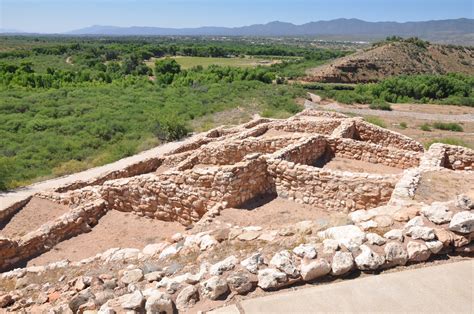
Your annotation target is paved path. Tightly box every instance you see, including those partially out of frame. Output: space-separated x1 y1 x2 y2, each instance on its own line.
0 135 198 211
211 260 473 313
305 99 474 123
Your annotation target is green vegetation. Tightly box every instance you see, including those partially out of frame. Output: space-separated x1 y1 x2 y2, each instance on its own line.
399 122 407 129
313 74 474 106
147 56 289 69
364 116 386 128
425 138 471 149
369 99 392 111
420 123 432 131
432 122 464 132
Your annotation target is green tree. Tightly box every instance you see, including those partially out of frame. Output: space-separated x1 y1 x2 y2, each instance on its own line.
154 58 181 76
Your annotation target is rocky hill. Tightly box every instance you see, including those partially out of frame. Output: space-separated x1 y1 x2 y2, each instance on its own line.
304 41 474 83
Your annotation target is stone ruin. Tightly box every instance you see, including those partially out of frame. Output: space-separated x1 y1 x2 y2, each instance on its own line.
0 109 473 312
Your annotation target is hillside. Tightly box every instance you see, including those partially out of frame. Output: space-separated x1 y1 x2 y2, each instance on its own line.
304 41 474 83
66 18 474 45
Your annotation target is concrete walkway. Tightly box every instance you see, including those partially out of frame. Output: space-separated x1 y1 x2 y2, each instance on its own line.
211 260 473 313
0 135 199 211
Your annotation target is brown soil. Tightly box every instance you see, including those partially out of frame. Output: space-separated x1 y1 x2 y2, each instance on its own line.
322 156 403 174
0 197 71 239
414 170 474 203
26 210 185 266
216 197 349 230
390 103 474 115
155 165 171 174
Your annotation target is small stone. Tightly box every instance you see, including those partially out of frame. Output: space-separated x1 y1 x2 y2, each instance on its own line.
360 220 378 231
384 229 404 242
227 272 254 295
200 276 229 300
295 220 314 235
292 244 317 259
176 285 199 310
0 294 13 308
366 233 386 245
145 291 173 314
407 241 431 262
404 216 424 230
257 269 287 290
210 256 238 276
421 203 453 224
435 228 469 247
384 242 408 266
331 252 354 276
94 290 115 306
120 290 144 310
449 211 474 234
318 225 366 251
425 240 443 254
349 210 374 223
238 231 261 241
373 215 394 228
144 271 163 283
355 245 385 271
270 251 299 277
159 245 180 259
121 269 144 285
171 233 184 242
322 239 339 254
199 234 218 250
406 226 435 240
241 252 265 274
69 290 94 313
300 258 331 281
142 243 168 256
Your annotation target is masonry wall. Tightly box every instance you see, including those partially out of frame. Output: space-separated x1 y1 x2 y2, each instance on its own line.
443 145 474 170
267 159 399 212
327 138 421 169
354 120 424 152
272 136 327 166
271 119 343 135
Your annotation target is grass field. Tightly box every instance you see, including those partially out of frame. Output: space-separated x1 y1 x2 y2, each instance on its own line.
146 56 287 69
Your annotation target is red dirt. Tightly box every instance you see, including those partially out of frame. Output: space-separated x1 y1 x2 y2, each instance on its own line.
26 210 185 266
0 197 71 239
323 156 403 174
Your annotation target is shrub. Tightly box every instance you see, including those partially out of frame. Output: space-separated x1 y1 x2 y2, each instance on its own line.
0 157 14 191
432 122 464 132
399 122 407 129
364 116 386 128
369 99 392 111
420 123 432 131
153 118 190 141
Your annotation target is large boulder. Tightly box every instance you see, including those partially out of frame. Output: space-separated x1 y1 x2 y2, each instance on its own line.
331 252 354 276
318 225 366 251
257 269 288 290
405 226 435 241
300 258 331 281
209 256 238 276
421 203 453 224
384 242 408 266
200 276 229 300
270 251 299 277
407 241 431 262
241 252 265 274
176 285 199 310
354 245 385 271
449 211 474 234
144 291 173 314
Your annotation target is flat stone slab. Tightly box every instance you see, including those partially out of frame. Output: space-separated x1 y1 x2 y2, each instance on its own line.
210 260 473 313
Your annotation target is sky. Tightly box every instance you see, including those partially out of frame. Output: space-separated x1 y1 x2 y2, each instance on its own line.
1 0 473 33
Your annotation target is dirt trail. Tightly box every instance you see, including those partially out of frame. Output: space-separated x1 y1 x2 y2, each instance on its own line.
0 134 200 211
304 97 474 123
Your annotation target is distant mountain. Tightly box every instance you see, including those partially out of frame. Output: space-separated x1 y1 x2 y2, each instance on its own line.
67 18 474 45
0 28 25 34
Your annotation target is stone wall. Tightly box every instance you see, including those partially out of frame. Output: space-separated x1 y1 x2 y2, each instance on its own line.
271 119 343 135
354 119 424 152
443 144 474 170
271 136 327 166
327 138 421 169
0 200 106 271
0 197 32 225
267 158 399 212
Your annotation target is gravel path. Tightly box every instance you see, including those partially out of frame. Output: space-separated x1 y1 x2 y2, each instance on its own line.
304 100 474 123
0 134 200 211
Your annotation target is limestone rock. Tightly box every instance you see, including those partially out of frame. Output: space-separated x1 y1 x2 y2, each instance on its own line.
331 252 354 276
384 242 408 266
318 225 366 251
359 220 378 231
237 231 260 241
176 285 199 310
257 269 287 290
404 216 424 230
69 290 94 313
159 245 180 259
210 256 238 276
449 211 474 234
300 258 331 281
0 294 13 308
425 240 443 254
120 290 144 310
199 234 218 250
421 203 453 224
407 241 431 262
142 243 168 256
322 239 339 254
435 228 470 247
406 226 435 240
144 271 163 283
349 210 374 223
227 272 255 295
292 244 317 259
121 269 144 285
366 233 386 245
200 276 229 300
270 251 299 277
241 252 265 274
145 291 173 314
355 245 385 270
384 229 404 242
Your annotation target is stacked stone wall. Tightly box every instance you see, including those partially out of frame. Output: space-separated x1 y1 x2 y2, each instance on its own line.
443 145 474 170
267 159 399 212
272 136 327 166
271 119 343 135
354 120 424 152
